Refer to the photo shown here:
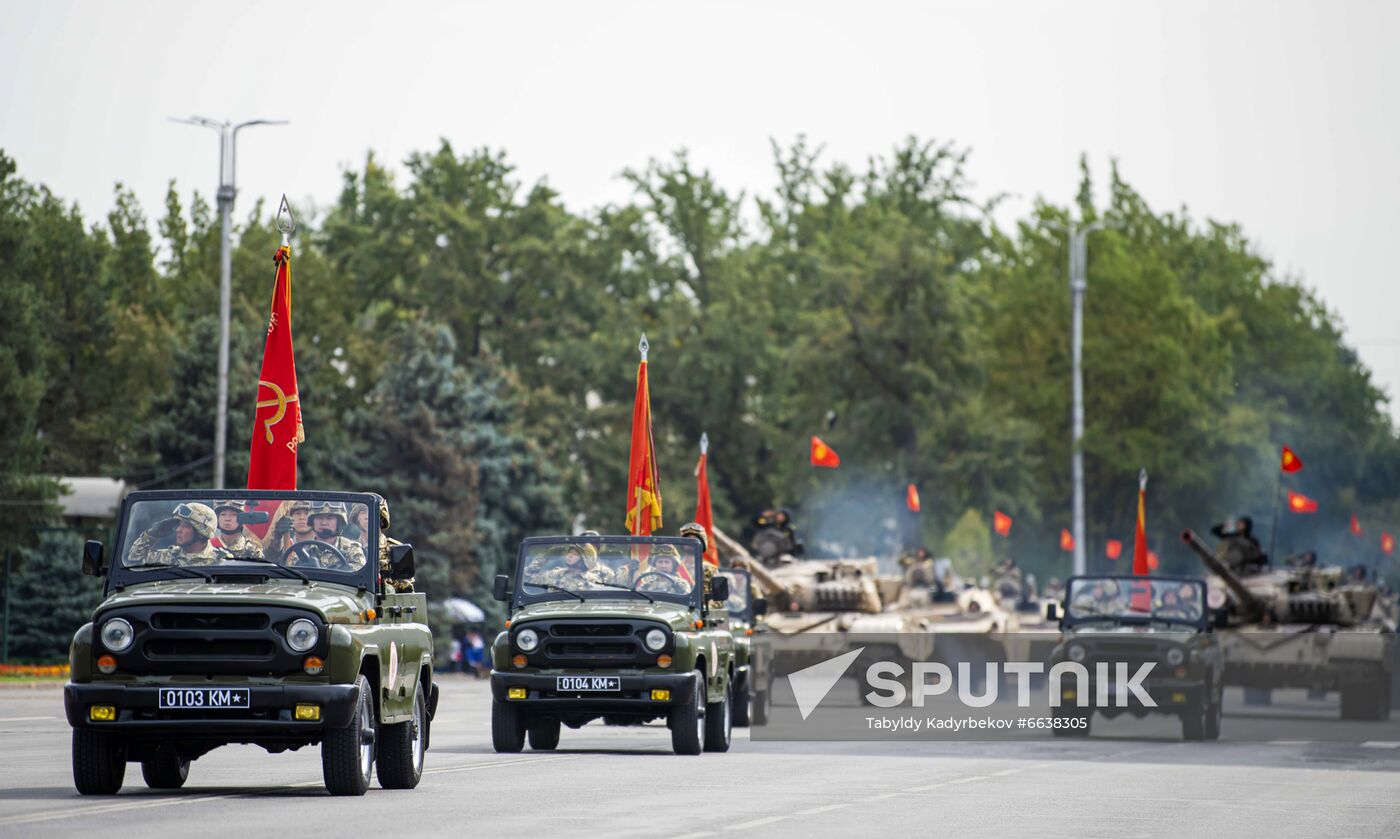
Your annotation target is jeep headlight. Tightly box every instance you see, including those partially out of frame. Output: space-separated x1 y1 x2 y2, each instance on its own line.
644 628 667 652
286 618 318 653
516 628 540 652
100 618 134 653
1067 643 1087 663
1165 647 1185 666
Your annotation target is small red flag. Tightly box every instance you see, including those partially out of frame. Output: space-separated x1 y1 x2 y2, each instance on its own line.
1280 446 1302 473
905 484 921 513
1383 532 1395 554
1059 528 1074 552
1146 550 1160 571
1286 491 1318 514
810 436 840 468
992 510 1013 537
247 246 304 489
1105 539 1123 560
1350 514 1363 537
694 437 719 567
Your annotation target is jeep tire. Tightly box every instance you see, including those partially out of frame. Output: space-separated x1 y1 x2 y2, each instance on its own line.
73 729 126 795
140 744 189 789
732 683 752 727
670 672 704 755
527 718 561 751
377 686 426 789
704 677 732 753
322 674 375 796
492 696 526 753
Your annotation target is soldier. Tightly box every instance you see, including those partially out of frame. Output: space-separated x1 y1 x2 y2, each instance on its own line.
679 521 718 603
371 495 414 593
353 504 372 554
636 544 690 595
1212 516 1267 573
287 501 367 570
211 500 264 560
128 502 229 567
263 498 314 558
535 543 613 590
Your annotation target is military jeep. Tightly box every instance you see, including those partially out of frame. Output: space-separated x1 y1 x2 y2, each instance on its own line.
490 535 735 755
715 567 773 726
65 490 436 796
1047 575 1225 740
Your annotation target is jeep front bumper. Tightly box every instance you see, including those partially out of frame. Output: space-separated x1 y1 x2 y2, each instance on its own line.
65 682 360 740
491 670 698 714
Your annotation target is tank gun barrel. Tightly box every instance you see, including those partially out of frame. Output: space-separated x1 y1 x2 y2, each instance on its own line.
1180 528 1263 619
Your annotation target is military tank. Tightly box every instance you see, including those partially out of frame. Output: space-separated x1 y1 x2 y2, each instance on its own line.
1181 518 1395 720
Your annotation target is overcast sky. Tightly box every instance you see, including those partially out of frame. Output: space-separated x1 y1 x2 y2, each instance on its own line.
4 0 1397 416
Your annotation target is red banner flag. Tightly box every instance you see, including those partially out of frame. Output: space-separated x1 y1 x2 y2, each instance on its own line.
992 510 1013 537
1280 445 1303 473
1286 491 1318 514
1105 539 1123 560
905 484 921 513
810 436 840 468
1383 532 1395 554
247 246 304 489
1133 470 1150 576
1350 514 1363 537
694 437 719 567
1059 528 1074 552
625 337 663 536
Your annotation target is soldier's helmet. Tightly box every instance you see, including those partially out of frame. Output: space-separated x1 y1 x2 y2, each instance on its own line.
212 500 247 515
172 502 217 540
366 493 390 530
308 501 348 531
1212 516 1254 538
678 522 707 550
288 498 314 514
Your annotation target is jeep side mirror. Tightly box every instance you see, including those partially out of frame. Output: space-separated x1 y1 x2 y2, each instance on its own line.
82 540 105 577
1213 608 1229 629
493 574 511 602
388 543 415 579
1045 602 1060 622
709 576 730 603
752 597 767 617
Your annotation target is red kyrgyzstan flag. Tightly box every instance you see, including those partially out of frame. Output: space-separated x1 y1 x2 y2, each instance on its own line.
1280 445 1303 473
247 246 304 489
1350 514 1363 537
810 436 840 468
905 484 921 513
694 443 719 567
1105 539 1123 560
1382 532 1394 554
992 510 1013 537
1059 529 1074 552
1286 491 1319 514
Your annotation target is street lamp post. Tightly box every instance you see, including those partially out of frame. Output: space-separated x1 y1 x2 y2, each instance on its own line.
1048 219 1107 577
171 116 287 489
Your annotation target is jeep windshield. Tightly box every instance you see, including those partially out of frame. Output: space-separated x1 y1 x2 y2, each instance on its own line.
1065 576 1206 627
113 491 375 586
517 536 703 607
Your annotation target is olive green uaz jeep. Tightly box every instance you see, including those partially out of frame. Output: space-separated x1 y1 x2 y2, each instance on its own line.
715 566 773 726
490 535 735 755
65 490 435 796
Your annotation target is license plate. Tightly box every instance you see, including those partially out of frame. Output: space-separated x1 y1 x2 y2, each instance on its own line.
157 687 251 709
556 676 620 692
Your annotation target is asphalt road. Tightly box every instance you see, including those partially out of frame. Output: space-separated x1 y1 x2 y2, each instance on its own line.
3 677 1399 838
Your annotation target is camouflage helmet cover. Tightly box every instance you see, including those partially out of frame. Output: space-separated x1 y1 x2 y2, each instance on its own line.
212 499 247 515
678 522 707 548
308 501 348 529
172 502 218 539
366 493 390 530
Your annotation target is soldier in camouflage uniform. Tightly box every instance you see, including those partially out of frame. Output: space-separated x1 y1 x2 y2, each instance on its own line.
532 543 614 590
371 494 414 593
263 498 314 559
212 500 264 559
127 502 229 567
286 501 367 570
636 543 690 595
679 522 719 605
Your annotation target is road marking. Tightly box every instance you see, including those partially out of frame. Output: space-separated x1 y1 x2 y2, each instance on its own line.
0 755 579 828
0 715 57 722
1268 740 1312 746
726 815 789 830
905 783 946 792
855 793 899 803
794 804 850 816
1361 741 1400 749
990 767 1023 777
945 775 989 785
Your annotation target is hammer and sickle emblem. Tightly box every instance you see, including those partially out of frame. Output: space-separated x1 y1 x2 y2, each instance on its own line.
256 380 299 444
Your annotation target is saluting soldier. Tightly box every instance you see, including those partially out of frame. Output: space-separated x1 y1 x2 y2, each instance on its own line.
128 502 229 567
211 500 264 559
